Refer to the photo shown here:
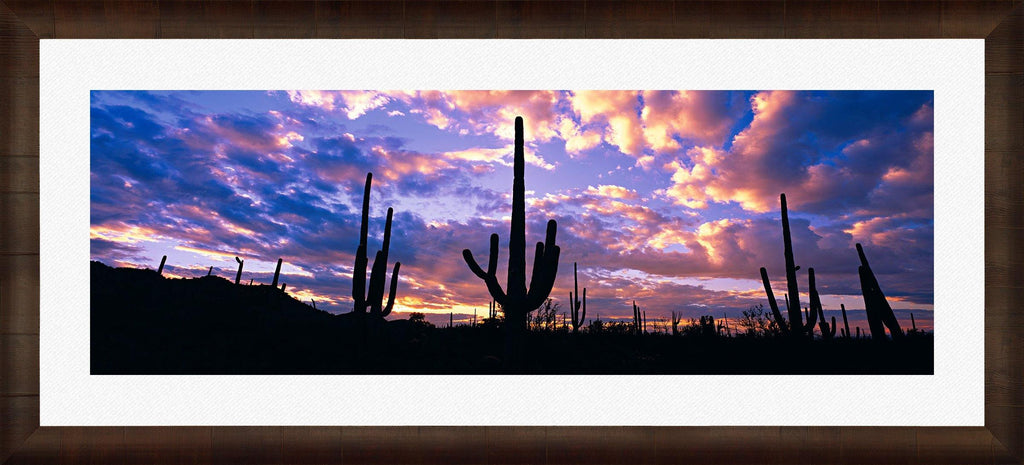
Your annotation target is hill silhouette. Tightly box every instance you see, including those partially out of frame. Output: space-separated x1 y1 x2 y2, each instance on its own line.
91 261 932 375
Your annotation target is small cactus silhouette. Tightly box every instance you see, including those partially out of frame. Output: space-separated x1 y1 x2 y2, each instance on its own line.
568 262 586 333
271 258 283 287
352 172 401 318
809 269 836 340
156 255 167 275
234 257 244 285
840 304 851 338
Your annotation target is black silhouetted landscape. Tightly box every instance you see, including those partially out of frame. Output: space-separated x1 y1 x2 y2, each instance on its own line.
92 116 933 375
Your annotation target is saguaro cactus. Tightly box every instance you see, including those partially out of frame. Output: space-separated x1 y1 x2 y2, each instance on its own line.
671 311 682 336
759 193 817 338
568 262 587 333
352 172 401 318
810 268 837 340
234 257 244 285
463 117 560 333
156 255 167 275
856 243 904 340
632 301 642 335
271 258 283 287
840 304 851 338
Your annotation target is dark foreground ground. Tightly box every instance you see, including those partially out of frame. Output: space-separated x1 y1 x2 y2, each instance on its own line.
91 262 933 375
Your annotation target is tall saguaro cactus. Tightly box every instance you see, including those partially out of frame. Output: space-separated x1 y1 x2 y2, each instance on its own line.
856 243 904 340
568 262 586 333
352 172 401 318
760 193 817 338
463 116 560 334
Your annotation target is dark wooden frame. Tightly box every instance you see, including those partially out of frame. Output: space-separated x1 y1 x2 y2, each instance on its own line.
1 1 1020 463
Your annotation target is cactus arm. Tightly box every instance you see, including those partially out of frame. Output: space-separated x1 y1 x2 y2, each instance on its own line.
803 268 820 333
829 316 837 338
526 220 560 310
759 267 789 334
581 287 586 329
381 262 401 317
462 233 508 306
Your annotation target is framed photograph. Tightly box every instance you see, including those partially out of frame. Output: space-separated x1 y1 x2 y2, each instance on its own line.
2 1 1021 463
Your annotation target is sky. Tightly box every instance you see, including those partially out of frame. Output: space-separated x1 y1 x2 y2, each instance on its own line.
90 90 934 332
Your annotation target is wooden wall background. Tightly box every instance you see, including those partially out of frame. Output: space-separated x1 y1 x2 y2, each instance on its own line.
0 1 1021 463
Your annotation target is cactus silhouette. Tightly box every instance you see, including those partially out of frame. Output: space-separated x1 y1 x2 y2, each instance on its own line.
759 193 817 338
568 262 586 333
632 301 642 335
671 311 682 336
856 243 904 340
809 268 836 340
463 117 560 334
840 304 851 338
234 257 244 285
156 255 167 275
271 258 283 287
207 266 213 276
352 172 401 318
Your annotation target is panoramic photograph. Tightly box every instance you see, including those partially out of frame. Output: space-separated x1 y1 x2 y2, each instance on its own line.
90 89 934 374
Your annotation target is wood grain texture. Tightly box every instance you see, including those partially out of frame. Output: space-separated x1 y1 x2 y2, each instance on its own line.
0 0 1019 464
707 0 785 38
784 0 880 38
0 77 38 157
0 2 39 78
0 254 38 335
59 427 127 465
157 0 254 38
0 334 38 396
53 1 159 39
313 1 404 39
878 1 942 38
403 1 498 39
254 1 316 39
0 193 39 254
0 396 38 465
941 1 1018 37
986 5 1024 74
124 427 212 465
583 1 676 38
485 426 547 464
497 0 585 38
0 156 38 194
1 0 54 39
985 74 1024 152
